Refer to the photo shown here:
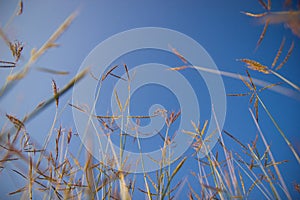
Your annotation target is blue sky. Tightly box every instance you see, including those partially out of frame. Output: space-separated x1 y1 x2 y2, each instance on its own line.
0 0 300 199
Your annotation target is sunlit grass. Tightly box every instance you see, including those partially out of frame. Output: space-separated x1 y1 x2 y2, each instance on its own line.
0 0 299 199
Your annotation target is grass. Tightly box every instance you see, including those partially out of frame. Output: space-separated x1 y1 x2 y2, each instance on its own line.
0 0 300 199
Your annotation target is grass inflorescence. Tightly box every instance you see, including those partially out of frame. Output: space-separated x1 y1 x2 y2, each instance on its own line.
0 0 299 199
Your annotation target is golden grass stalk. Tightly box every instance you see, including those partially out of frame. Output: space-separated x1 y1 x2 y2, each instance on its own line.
271 37 285 68
256 19 269 49
119 172 132 200
114 90 123 112
9 40 23 62
101 65 119 81
275 41 294 71
170 46 188 64
0 11 77 97
169 65 300 100
30 12 77 63
84 152 96 199
52 79 59 108
238 59 270 74
238 170 245 196
36 67 69 75
6 113 25 130
238 56 300 92
24 67 88 123
15 68 87 169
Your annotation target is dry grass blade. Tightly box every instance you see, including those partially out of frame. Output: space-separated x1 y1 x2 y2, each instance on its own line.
0 65 15 68
0 28 11 46
29 156 33 200
36 67 69 75
200 120 208 136
190 121 200 135
258 0 269 10
259 82 282 92
249 108 292 199
227 92 250 97
0 11 78 98
110 72 127 81
239 74 252 91
102 65 119 81
247 178 261 196
68 103 86 113
271 37 285 68
8 186 27 195
166 110 181 126
23 68 88 123
128 115 157 119
270 70 300 91
239 59 270 74
84 153 96 199
146 173 158 192
242 11 267 18
89 71 100 81
9 40 23 62
168 66 189 71
266 160 288 168
223 130 247 150
246 70 256 91
95 115 120 119
275 41 294 71
174 64 300 100
187 182 201 200
170 46 188 64
137 188 155 196
114 90 123 112
124 64 130 81
254 97 259 122
30 11 78 63
52 79 59 107
6 113 25 130
238 170 246 195
141 175 153 200
12 169 27 179
0 60 16 68
17 0 23 15
256 19 269 49
119 173 131 200
67 128 72 144
0 60 16 65
267 0 271 10
0 157 19 162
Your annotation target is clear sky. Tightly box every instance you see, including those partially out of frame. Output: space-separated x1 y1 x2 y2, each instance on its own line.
0 0 299 199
